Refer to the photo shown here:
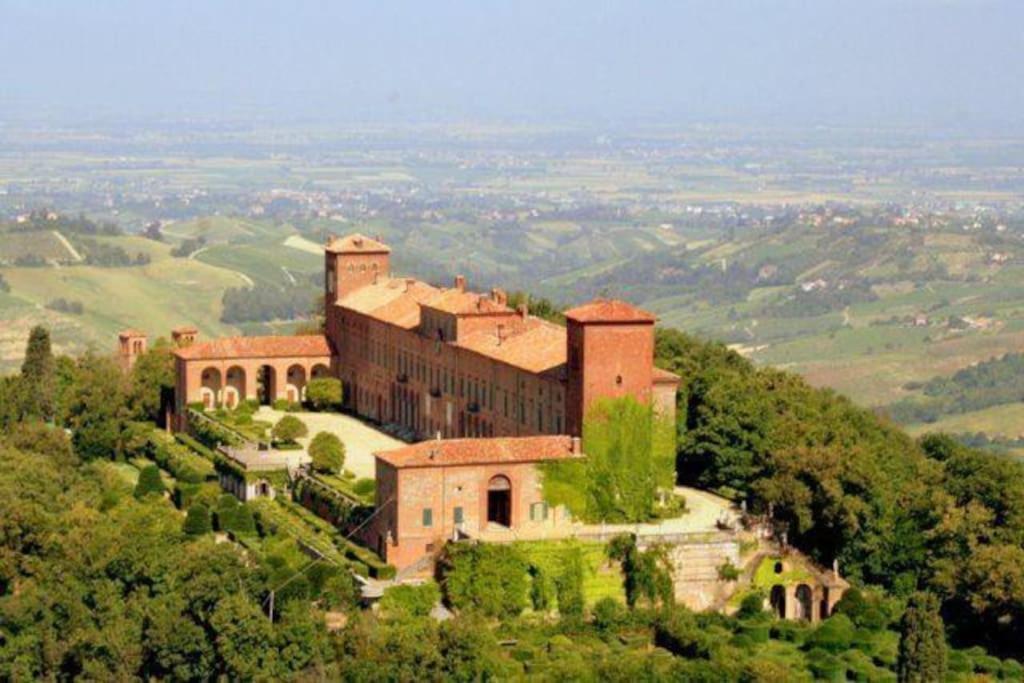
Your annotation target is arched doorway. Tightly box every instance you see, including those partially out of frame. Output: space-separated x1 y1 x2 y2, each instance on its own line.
820 587 831 621
770 585 786 619
225 366 246 409
201 367 222 409
487 475 512 527
258 365 278 405
311 363 330 379
286 364 307 403
795 584 813 621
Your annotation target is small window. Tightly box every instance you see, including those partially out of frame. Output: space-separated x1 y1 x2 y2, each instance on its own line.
616 375 623 385
423 508 433 527
454 506 464 524
530 502 549 521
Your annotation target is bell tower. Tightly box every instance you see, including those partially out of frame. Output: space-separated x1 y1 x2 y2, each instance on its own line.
325 233 391 303
564 299 656 436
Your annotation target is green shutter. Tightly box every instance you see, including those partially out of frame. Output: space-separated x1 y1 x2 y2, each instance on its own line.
423 508 433 527
454 506 464 524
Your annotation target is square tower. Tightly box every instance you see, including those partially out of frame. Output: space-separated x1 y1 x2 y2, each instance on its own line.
324 233 391 303
564 299 656 436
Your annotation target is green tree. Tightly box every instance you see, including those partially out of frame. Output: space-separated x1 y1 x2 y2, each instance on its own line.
541 396 674 523
127 338 175 422
20 325 55 420
135 464 166 499
183 503 212 536
67 351 127 460
555 546 586 618
209 593 279 679
898 592 947 683
439 543 529 619
306 377 343 411
308 431 345 473
379 583 440 618
272 414 308 445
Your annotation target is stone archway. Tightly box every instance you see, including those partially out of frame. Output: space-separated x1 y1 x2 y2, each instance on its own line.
225 365 246 409
258 365 278 405
795 584 813 621
286 364 307 403
487 475 512 527
770 584 786 619
311 363 330 379
201 367 222 409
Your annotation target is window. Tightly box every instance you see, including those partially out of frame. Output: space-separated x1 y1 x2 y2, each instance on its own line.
530 502 549 521
422 508 433 527
454 506 464 524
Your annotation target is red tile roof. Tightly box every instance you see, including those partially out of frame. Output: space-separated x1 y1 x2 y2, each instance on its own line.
118 329 147 339
326 233 391 254
653 367 681 383
174 335 332 361
376 435 583 468
564 298 656 324
425 289 511 316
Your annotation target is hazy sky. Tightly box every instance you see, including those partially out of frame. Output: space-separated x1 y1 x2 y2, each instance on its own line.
1 0 1022 130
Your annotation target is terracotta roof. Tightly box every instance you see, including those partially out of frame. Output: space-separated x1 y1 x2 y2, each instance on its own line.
564 298 656 324
653 367 681 384
376 435 583 468
326 233 391 254
172 325 198 334
174 335 332 361
458 317 568 374
339 277 442 330
118 329 147 339
425 289 511 316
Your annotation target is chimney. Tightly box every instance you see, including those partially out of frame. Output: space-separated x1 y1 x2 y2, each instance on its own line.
491 287 507 305
496 324 506 345
517 303 528 319
571 436 582 454
454 275 466 292
353 235 363 248
404 277 416 292
325 233 337 246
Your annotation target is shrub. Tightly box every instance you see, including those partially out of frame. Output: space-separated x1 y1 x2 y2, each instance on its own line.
272 415 307 444
717 560 741 582
529 565 553 612
738 619 770 644
654 607 717 659
379 583 440 618
807 614 856 653
592 597 625 631
1003 659 1023 680
134 464 166 499
806 649 845 681
309 432 345 473
737 590 766 618
214 494 239 530
554 547 586 618
273 398 301 412
439 543 529 619
352 478 376 498
306 377 343 411
183 503 212 536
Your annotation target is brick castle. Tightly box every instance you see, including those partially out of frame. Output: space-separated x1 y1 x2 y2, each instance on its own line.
157 233 679 569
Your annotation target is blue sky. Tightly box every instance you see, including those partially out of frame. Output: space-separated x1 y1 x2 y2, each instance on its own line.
1 0 1021 129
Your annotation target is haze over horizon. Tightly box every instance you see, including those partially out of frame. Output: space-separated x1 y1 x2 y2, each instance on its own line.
1 0 1023 133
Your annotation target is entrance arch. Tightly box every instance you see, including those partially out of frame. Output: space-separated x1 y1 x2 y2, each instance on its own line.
200 367 222 409
286 364 307 403
258 365 278 405
311 363 330 379
770 585 786 619
795 584 813 621
225 365 246 409
487 475 512 527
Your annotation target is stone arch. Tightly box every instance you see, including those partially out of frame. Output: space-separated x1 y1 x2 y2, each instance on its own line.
820 587 831 621
487 475 512 527
200 367 222 409
311 363 330 379
770 585 786 619
224 365 246 409
795 584 813 621
258 365 278 405
286 364 307 403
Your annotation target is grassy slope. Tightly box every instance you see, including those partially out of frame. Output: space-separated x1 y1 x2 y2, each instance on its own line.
0 236 242 369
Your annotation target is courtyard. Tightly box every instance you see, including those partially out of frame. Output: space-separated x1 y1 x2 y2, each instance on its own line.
253 406 403 479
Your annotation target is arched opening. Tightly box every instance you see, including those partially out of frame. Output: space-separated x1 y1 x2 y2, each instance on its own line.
770 585 786 619
258 365 278 405
795 584 813 621
311 363 330 379
225 366 246 409
286 364 307 403
487 475 512 527
820 587 831 621
200 367 222 409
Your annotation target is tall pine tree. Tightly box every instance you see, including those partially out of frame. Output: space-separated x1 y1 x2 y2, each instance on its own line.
898 591 947 683
20 325 55 420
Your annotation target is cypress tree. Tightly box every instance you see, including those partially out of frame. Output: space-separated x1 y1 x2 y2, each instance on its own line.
20 325 55 420
898 591 947 683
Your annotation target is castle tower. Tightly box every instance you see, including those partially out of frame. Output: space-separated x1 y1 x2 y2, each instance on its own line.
117 329 148 372
563 299 656 436
324 233 391 303
171 325 198 347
